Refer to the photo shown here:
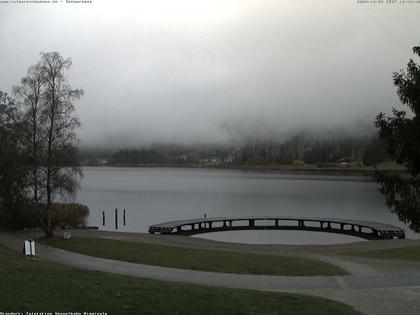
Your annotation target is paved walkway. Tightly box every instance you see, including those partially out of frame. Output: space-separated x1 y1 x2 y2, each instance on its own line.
2 233 420 314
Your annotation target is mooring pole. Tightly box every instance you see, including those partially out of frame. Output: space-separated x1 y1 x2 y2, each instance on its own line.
115 208 118 230
102 211 105 226
123 209 126 226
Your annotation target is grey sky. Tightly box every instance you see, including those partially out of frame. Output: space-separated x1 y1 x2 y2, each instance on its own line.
0 0 419 146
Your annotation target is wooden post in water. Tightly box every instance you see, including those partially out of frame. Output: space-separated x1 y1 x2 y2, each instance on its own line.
123 209 126 226
102 211 105 226
115 208 118 230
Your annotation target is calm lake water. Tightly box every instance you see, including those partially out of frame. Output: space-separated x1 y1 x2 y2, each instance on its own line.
77 167 416 245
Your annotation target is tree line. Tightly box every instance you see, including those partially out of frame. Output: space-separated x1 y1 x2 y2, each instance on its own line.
374 45 420 232
0 52 83 237
98 135 387 167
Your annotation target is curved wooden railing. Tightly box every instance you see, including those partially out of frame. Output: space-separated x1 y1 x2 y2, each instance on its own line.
149 216 405 240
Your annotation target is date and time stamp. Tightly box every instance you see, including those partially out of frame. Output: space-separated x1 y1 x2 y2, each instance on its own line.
357 0 420 3
0 0 93 4
0 0 419 5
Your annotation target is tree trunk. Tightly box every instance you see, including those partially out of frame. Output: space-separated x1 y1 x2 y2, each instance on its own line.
44 73 56 238
43 225 54 238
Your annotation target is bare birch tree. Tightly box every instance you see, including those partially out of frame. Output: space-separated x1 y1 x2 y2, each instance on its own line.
39 52 84 237
13 52 84 237
13 64 45 226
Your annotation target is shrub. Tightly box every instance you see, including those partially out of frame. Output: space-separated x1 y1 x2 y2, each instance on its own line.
0 202 89 230
53 203 90 228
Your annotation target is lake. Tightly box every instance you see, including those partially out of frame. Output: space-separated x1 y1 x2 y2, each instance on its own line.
77 167 416 245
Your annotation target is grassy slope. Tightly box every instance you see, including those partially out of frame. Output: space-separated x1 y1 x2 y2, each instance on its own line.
0 245 359 314
344 245 420 261
40 238 347 276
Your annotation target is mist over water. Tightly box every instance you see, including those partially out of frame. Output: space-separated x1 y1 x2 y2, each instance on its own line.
1 1 420 147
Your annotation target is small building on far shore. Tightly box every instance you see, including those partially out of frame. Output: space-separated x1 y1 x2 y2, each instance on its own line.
336 158 363 167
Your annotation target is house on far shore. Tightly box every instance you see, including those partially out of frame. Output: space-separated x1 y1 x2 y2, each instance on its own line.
81 158 109 166
292 159 305 166
336 158 363 167
197 158 223 167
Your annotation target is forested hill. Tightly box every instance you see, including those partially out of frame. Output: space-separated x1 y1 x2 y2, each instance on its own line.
79 135 388 168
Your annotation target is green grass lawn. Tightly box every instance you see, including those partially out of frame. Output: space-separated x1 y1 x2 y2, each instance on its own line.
40 237 347 276
0 244 359 315
344 245 420 261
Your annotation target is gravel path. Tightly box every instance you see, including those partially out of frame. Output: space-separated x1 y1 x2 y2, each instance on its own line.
70 229 420 276
2 231 420 314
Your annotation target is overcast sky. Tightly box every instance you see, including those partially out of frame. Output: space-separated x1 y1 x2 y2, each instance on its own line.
0 0 419 146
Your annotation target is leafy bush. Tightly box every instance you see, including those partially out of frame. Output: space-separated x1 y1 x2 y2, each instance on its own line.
53 203 89 228
0 202 89 230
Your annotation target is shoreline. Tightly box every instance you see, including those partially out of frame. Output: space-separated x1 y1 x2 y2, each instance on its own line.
81 163 407 177
7 228 420 251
